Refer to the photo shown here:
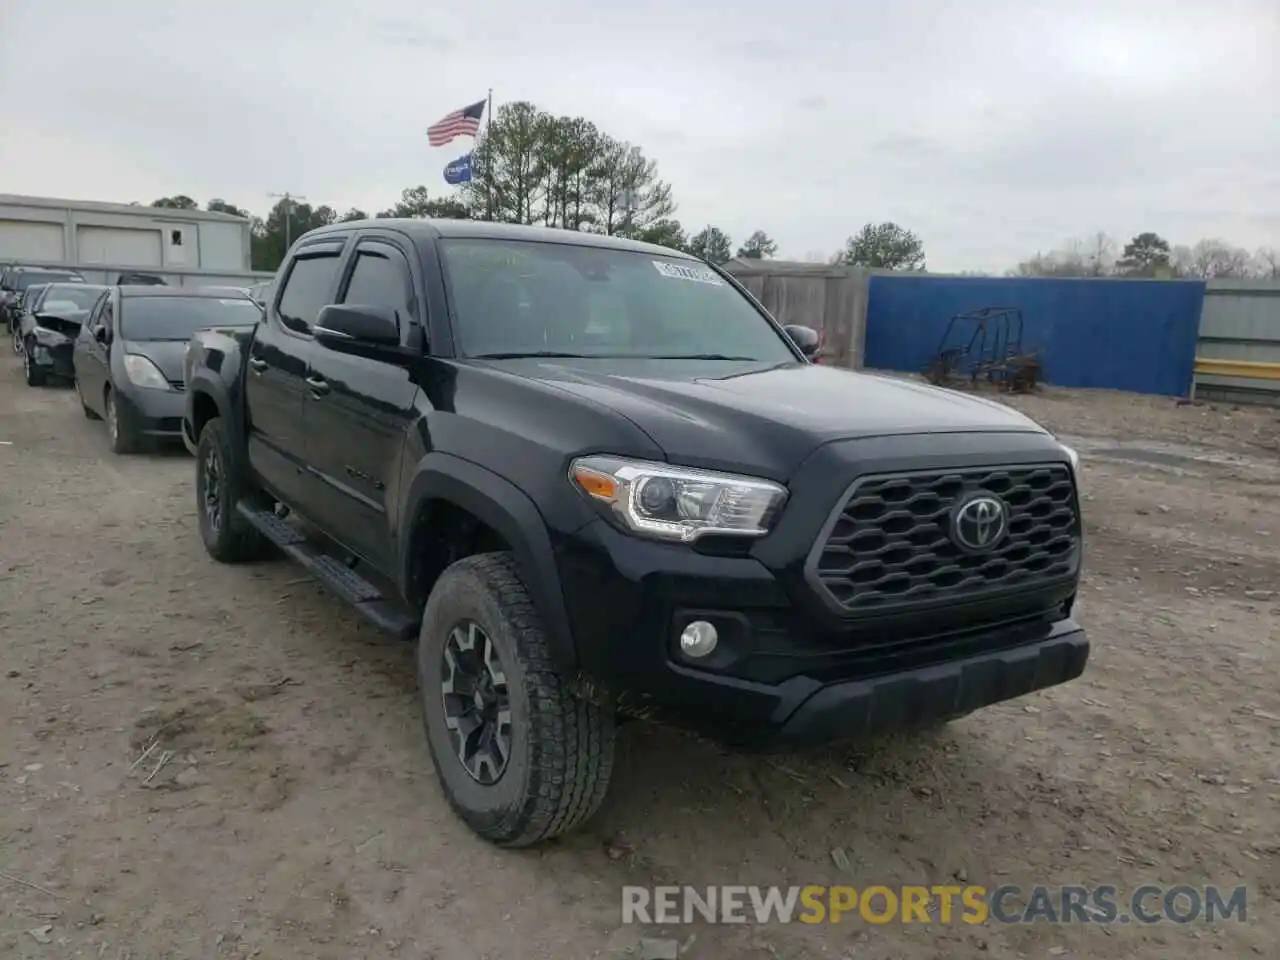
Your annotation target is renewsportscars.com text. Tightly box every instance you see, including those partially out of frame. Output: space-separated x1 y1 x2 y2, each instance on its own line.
622 884 1248 926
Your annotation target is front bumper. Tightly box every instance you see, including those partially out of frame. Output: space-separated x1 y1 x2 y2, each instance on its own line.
555 514 1086 749
758 619 1087 751
28 342 75 378
116 384 186 439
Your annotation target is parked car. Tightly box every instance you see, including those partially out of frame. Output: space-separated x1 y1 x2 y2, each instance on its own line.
73 286 262 453
1 266 86 334
197 285 252 298
183 220 1088 848
12 283 51 353
18 283 109 386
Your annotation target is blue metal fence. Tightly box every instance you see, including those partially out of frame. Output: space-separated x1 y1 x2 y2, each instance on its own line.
864 275 1207 396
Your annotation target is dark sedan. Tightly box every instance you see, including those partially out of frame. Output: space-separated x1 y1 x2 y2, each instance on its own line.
18 283 109 386
73 286 263 453
1 266 86 334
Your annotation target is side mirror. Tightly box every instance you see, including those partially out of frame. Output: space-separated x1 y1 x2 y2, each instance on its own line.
314 304 401 350
783 324 821 360
94 326 109 344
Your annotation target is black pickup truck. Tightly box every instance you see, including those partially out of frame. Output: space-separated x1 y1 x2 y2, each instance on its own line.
184 219 1087 847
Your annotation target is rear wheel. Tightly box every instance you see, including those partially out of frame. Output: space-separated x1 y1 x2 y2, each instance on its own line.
104 389 140 454
22 342 46 387
418 553 616 847
196 416 267 562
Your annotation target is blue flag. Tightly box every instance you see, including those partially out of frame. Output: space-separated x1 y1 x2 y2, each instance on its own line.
444 153 473 185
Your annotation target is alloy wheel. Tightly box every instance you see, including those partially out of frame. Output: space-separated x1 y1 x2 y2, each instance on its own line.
440 620 513 785
106 394 118 443
201 443 224 535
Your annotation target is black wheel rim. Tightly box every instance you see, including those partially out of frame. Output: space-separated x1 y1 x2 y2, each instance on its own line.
440 620 512 785
201 444 223 534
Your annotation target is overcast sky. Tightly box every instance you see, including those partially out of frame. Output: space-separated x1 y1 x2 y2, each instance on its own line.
1 0 1275 272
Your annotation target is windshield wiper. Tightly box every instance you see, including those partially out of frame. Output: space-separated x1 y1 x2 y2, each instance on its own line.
471 351 596 359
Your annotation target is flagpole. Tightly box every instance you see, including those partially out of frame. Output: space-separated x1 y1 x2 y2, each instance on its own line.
484 88 494 221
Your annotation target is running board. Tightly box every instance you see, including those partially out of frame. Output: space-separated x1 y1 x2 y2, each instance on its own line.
237 502 419 641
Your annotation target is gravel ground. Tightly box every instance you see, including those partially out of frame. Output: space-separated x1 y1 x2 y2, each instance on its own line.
1 363 1277 959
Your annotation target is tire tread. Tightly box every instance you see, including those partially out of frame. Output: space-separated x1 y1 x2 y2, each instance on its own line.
426 553 615 847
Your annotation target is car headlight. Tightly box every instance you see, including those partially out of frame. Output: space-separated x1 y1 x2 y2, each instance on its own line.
570 455 788 542
123 353 171 390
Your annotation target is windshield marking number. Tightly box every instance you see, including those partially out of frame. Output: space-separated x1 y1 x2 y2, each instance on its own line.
652 261 723 285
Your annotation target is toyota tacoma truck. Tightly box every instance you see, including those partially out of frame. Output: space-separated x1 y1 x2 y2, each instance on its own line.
184 219 1087 847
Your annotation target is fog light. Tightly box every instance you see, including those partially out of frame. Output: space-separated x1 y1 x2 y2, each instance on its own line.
679 620 719 658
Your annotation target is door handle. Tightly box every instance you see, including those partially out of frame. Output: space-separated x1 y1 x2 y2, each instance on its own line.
248 357 267 372
305 375 330 396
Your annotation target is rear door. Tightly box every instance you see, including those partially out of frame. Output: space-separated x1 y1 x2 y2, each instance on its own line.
303 234 424 571
245 241 346 509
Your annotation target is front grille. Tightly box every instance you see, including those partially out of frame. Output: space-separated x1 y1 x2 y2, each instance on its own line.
809 463 1079 614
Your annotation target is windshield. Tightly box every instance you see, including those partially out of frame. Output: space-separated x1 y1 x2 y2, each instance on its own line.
23 285 50 309
119 296 263 340
438 239 797 362
41 284 106 313
16 271 83 292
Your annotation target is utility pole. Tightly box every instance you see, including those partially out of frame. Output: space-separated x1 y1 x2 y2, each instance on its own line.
268 192 307 252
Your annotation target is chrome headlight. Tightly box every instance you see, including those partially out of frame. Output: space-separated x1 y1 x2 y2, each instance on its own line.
123 353 171 390
570 455 788 543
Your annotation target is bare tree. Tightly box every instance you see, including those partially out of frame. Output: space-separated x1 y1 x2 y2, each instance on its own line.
1181 238 1253 279
1254 247 1280 279
1083 232 1115 277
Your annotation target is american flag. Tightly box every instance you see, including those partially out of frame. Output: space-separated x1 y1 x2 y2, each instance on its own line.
427 99 486 147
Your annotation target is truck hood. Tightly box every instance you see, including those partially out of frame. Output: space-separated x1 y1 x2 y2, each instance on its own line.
486 358 1049 479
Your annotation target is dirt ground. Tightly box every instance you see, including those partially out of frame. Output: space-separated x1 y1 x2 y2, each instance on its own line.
1 361 1277 960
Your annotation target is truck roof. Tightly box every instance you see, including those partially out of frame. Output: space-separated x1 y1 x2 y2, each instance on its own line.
303 218 700 260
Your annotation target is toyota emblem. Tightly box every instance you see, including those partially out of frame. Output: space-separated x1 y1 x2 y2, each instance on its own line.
951 494 1008 553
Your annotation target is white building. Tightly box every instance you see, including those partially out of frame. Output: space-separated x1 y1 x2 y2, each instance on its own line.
0 193 271 288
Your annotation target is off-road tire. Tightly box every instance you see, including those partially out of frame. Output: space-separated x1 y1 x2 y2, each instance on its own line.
22 341 46 386
418 553 616 847
75 378 100 419
195 416 268 563
104 388 140 454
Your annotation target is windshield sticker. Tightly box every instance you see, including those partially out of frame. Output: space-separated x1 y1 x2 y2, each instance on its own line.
653 261 724 285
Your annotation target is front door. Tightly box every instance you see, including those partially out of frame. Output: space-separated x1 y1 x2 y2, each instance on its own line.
73 292 114 416
303 237 423 572
244 242 345 508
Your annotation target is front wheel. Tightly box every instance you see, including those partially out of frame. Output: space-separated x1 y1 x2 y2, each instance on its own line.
22 344 46 387
418 553 616 847
104 389 139 454
195 416 267 563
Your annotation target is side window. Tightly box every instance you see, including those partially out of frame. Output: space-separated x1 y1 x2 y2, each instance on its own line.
101 299 115 332
276 253 342 335
340 245 415 329
80 297 100 334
